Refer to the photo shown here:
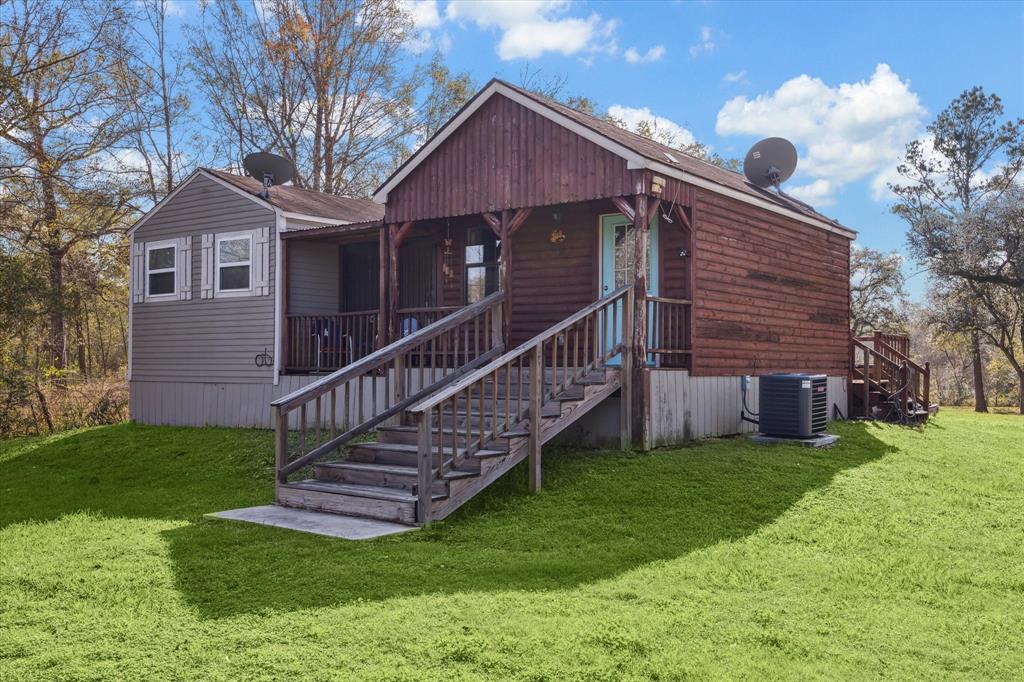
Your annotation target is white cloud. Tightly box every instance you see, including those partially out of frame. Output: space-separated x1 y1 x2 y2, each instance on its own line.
402 1 444 53
446 0 618 60
607 105 697 148
404 0 442 28
787 179 836 207
163 0 187 17
689 26 715 57
716 63 926 205
723 70 747 84
624 45 666 64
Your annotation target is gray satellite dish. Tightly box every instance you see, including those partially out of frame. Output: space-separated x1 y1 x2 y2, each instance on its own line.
243 152 294 199
743 137 798 191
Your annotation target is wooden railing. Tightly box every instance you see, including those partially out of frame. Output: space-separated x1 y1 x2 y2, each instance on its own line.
271 292 505 484
285 311 378 372
850 335 930 420
647 296 692 368
407 286 634 522
856 331 910 365
396 305 461 336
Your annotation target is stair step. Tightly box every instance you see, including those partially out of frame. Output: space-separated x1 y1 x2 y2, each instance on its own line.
314 460 475 493
317 460 475 480
377 424 512 451
352 441 507 461
276 479 441 524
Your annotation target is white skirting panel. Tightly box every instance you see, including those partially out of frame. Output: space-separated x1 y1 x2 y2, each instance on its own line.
130 369 450 429
645 371 848 448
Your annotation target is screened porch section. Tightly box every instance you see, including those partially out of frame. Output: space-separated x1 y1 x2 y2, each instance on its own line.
281 226 454 374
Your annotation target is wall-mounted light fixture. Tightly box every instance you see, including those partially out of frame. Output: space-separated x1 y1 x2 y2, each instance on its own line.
678 248 689 258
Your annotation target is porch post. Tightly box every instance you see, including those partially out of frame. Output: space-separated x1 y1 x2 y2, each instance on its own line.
388 223 400 345
378 225 389 349
500 209 512 347
631 193 649 448
280 237 289 373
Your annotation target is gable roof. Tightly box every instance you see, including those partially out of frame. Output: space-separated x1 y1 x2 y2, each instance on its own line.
203 168 384 223
374 79 855 239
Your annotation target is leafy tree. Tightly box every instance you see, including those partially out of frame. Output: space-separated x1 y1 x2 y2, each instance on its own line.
850 246 909 335
891 87 1024 412
1 0 140 369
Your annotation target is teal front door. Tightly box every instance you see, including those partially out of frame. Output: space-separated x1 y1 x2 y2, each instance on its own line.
600 212 659 365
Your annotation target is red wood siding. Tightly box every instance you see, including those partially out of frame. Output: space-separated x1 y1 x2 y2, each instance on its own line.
508 202 600 346
692 190 850 376
385 94 640 223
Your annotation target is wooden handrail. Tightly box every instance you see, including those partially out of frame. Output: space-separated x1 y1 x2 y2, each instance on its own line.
272 291 505 485
273 291 503 411
409 285 632 413
406 286 634 522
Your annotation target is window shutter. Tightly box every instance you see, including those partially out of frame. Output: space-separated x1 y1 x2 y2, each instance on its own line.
255 226 271 296
177 235 192 300
132 240 145 303
201 234 214 299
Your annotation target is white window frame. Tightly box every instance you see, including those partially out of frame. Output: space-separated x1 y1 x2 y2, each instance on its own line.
145 239 178 301
214 229 255 298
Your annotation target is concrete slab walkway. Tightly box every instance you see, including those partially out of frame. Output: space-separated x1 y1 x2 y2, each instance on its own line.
207 505 418 540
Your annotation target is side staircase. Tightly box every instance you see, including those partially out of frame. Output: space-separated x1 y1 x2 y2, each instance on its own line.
849 332 936 423
271 286 634 526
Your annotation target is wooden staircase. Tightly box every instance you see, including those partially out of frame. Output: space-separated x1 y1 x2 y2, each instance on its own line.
271 287 634 527
849 332 935 423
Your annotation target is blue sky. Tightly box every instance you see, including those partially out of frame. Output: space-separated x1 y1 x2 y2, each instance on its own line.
164 0 1023 297
405 0 1023 297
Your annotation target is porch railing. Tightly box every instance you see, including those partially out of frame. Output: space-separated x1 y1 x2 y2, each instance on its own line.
285 310 378 373
647 296 693 368
407 285 633 520
272 292 505 484
396 305 461 336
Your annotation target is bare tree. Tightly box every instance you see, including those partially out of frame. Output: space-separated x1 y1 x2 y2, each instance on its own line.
115 0 195 203
187 0 471 197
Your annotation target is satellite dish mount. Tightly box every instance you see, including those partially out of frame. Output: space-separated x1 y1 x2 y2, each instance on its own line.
743 137 798 193
242 152 295 199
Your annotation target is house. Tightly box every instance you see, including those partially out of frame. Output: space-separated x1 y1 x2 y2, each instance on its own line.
128 79 912 526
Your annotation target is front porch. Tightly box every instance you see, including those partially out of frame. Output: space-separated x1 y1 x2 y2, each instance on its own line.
279 195 695 376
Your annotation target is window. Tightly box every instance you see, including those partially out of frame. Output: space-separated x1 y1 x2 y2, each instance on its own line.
215 231 253 296
146 240 177 299
464 227 500 303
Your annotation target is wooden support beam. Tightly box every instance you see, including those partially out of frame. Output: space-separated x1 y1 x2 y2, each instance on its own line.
507 207 533 235
620 287 634 449
280 237 289 372
481 212 501 237
377 225 389 349
610 196 635 223
392 220 416 249
673 203 693 232
388 222 400 344
528 344 543 491
499 209 513 347
631 193 649 447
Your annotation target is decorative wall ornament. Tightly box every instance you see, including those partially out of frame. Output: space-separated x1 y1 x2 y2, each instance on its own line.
549 228 566 245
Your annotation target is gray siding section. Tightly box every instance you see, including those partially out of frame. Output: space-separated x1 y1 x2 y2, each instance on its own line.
287 240 339 314
131 174 277 383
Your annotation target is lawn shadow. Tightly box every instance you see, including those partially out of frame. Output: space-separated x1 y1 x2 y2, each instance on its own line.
0 421 896 619
161 421 896 618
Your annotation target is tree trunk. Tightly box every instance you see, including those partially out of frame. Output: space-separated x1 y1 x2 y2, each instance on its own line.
970 332 987 412
75 317 88 377
47 248 66 370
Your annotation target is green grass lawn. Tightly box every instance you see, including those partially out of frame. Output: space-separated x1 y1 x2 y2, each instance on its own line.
1 409 1021 680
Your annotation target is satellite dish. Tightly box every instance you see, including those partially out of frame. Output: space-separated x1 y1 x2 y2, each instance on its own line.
743 137 798 191
243 152 294 199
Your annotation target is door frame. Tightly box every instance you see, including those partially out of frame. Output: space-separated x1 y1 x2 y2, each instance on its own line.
596 211 660 300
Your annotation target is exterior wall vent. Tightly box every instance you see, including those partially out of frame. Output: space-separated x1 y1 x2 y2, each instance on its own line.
758 373 828 438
